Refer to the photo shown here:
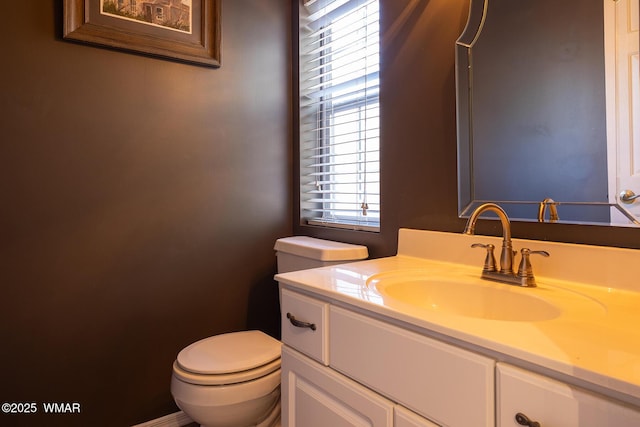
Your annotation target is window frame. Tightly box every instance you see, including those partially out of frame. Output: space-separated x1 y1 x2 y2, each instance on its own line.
298 0 381 232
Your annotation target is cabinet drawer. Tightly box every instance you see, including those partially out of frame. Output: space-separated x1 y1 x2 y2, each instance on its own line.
281 288 329 364
329 306 495 426
497 363 640 427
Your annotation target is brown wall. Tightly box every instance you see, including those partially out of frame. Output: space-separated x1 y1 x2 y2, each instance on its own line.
3 0 640 426
0 1 291 426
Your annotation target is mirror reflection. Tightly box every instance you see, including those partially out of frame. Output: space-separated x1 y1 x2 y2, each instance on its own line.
456 0 639 226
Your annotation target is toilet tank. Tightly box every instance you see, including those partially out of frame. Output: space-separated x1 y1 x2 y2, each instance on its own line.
274 236 368 273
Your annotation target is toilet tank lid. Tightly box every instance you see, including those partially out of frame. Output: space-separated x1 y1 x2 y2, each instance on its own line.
274 236 368 261
176 331 281 375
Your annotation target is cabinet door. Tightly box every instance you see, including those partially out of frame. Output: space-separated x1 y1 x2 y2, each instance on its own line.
281 346 394 427
497 363 640 427
395 405 440 427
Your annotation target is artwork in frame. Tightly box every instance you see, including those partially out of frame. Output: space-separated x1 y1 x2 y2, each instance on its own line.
63 0 221 67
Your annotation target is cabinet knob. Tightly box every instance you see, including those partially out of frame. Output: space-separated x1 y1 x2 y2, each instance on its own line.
286 312 316 331
515 412 541 427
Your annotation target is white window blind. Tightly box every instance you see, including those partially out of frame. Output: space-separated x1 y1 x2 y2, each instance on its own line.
299 0 380 232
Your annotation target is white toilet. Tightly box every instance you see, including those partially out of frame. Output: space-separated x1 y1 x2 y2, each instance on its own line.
170 236 368 427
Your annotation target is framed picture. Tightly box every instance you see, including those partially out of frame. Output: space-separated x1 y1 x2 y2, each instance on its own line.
63 0 221 67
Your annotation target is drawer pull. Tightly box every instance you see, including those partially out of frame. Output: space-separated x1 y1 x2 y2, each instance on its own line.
287 312 316 331
515 412 540 427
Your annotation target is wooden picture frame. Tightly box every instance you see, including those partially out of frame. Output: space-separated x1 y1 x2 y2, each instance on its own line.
63 0 221 68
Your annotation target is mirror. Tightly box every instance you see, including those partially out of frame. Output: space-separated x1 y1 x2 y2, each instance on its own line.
456 0 639 226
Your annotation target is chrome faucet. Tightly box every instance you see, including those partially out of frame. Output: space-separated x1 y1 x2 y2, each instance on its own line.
464 203 515 273
464 203 549 287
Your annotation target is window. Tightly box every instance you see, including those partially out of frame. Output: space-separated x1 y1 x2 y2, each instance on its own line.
299 0 380 232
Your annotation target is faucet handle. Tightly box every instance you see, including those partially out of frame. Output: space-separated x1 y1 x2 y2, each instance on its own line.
471 243 497 272
516 248 550 287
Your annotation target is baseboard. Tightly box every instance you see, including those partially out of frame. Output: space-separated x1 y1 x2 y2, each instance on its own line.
132 411 194 427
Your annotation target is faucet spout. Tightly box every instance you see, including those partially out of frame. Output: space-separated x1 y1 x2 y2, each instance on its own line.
464 203 514 274
537 198 559 222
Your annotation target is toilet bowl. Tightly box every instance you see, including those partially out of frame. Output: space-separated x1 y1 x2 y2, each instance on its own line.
171 330 282 427
171 237 368 427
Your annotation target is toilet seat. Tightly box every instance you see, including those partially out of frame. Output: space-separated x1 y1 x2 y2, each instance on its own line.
174 330 282 386
172 358 281 386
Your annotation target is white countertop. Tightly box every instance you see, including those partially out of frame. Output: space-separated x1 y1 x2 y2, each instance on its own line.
275 229 640 407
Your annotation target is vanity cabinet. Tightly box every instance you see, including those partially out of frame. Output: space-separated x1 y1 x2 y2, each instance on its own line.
280 287 640 426
281 288 490 426
497 363 640 427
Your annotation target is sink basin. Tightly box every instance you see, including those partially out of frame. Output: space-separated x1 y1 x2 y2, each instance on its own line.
367 271 563 321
